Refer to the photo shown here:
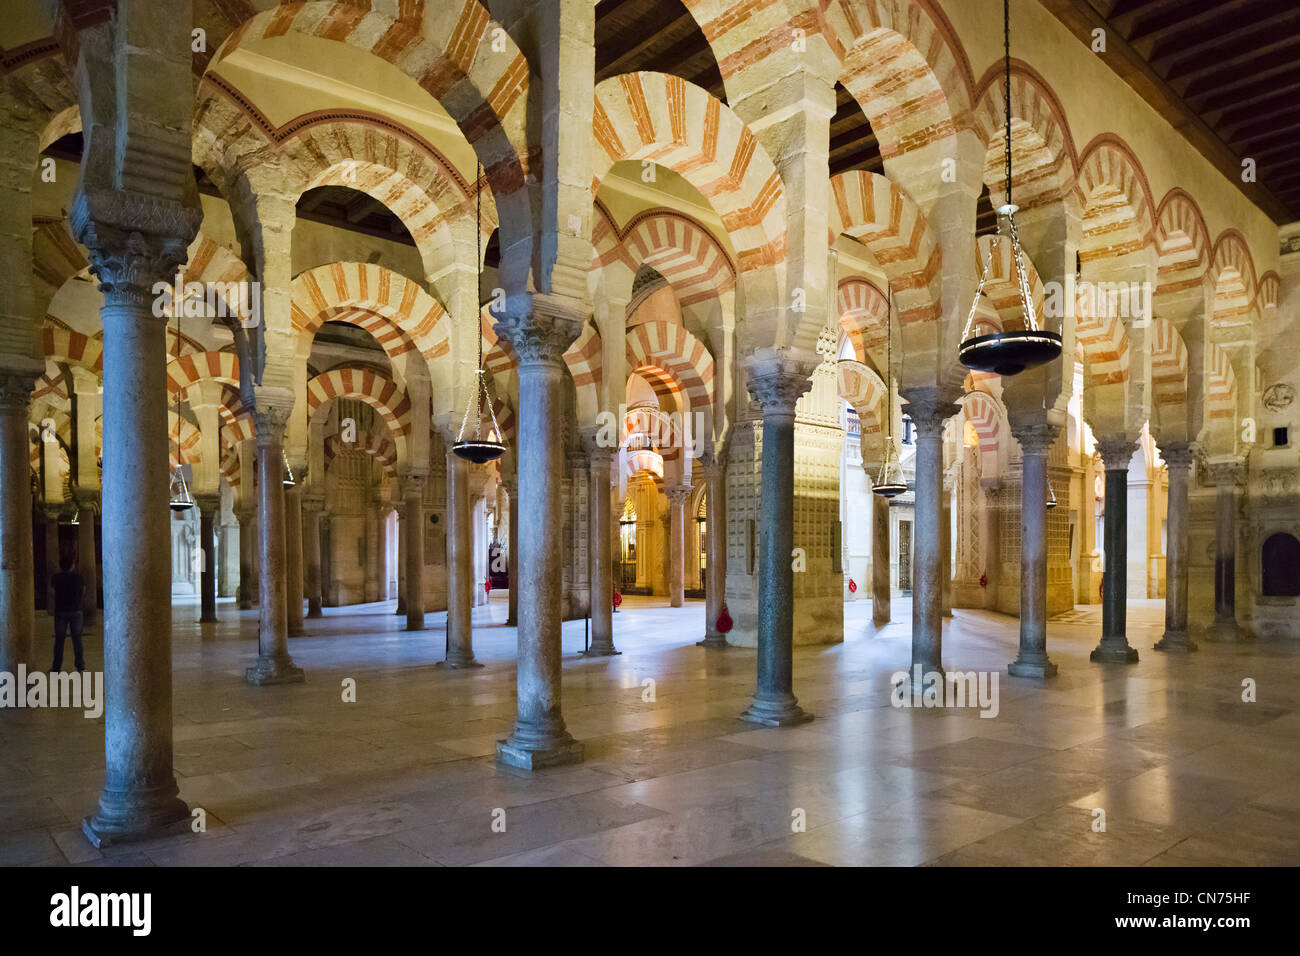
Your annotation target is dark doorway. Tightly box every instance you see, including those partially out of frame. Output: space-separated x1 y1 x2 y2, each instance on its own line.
1262 532 1300 596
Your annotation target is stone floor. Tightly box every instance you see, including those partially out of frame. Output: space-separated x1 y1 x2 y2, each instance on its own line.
3 594 1299 866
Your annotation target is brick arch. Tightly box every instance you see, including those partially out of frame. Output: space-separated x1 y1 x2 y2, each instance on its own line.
1210 229 1258 311
974 234 1044 333
201 0 531 291
824 0 975 162
166 350 240 396
325 429 398 476
1150 317 1189 412
961 388 1004 478
829 171 942 328
168 411 204 470
291 262 451 366
42 326 102 374
625 320 715 420
592 72 788 346
836 359 886 435
307 368 413 467
1074 297 1130 388
1258 271 1280 311
604 208 737 310
1155 188 1212 300
972 59 1079 211
837 277 888 370
1205 343 1236 423
1077 134 1156 262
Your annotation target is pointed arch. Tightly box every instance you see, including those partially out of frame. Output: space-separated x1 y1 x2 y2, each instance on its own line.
1077 134 1156 262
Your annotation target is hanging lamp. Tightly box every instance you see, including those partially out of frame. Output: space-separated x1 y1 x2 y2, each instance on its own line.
958 0 1062 378
168 298 195 512
1046 475 1058 510
281 451 295 488
453 163 506 464
873 284 908 498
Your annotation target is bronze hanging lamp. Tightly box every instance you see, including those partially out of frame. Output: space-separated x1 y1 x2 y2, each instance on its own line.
168 300 195 512
873 284 908 498
453 163 506 464
958 0 1062 377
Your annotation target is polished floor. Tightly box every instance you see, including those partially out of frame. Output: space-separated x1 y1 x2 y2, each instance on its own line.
3 594 1299 866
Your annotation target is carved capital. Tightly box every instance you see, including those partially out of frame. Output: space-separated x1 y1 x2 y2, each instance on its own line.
0 372 38 412
1012 423 1060 456
1096 435 1137 470
1159 441 1195 470
401 472 427 499
302 494 326 514
744 348 816 416
901 388 960 435
664 484 693 507
70 188 201 309
1207 458 1241 487
494 293 584 367
253 404 291 448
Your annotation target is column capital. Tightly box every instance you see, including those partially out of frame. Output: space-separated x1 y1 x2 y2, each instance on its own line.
70 188 201 308
1012 422 1061 456
1096 435 1137 470
901 387 960 434
1206 457 1241 487
664 483 693 506
1159 440 1195 469
0 371 37 412
400 472 427 498
302 494 326 514
744 347 817 417
252 403 292 448
194 493 221 515
493 293 584 367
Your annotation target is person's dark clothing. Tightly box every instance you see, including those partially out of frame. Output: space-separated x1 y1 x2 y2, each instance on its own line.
51 571 86 672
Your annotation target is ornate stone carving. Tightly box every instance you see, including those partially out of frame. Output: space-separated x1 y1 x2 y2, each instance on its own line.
493 293 584 367
1012 423 1060 456
1095 435 1137 471
744 348 816 416
252 404 292 447
901 388 959 435
1159 441 1195 469
0 372 38 412
664 484 693 507
1262 383 1295 412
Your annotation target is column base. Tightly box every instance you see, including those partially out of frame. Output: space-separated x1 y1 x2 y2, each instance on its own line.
307 607 324 619
496 730 584 770
1206 620 1249 643
81 785 189 848
1154 629 1198 652
582 644 621 656
1090 639 1139 664
245 655 305 685
437 654 483 669
741 692 813 727
1008 655 1058 678
200 613 218 624
696 635 729 648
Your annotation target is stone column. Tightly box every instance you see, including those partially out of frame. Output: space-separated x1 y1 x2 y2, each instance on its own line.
364 499 381 603
1009 424 1059 677
237 508 254 610
76 494 99 625
504 475 519 626
196 494 219 624
284 482 304 635
1155 442 1196 651
698 455 729 647
0 373 38 670
1207 459 1245 642
443 447 480 667
246 407 304 684
586 446 618 655
302 495 324 618
1091 437 1139 663
940 485 953 618
495 297 584 769
665 484 690 608
395 509 406 615
741 351 815 726
871 491 890 627
43 506 60 616
74 194 199 846
906 391 960 678
403 474 426 631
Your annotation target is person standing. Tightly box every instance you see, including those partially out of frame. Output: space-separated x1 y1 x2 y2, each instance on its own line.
51 554 86 672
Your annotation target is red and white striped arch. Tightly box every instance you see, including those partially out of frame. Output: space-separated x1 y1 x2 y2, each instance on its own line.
974 235 1045 333
1077 135 1156 262
592 72 785 303
830 170 942 326
961 388 1004 478
1210 231 1258 336
605 209 737 310
972 61 1078 211
1258 272 1280 312
307 368 413 467
1150 318 1189 411
835 359 887 435
43 326 103 374
168 412 204 469
823 0 974 163
167 350 240 396
479 307 600 423
625 320 715 420
325 429 398 476
837 277 888 368
292 262 452 366
1154 188 1211 300
1205 344 1237 423
1074 294 1130 388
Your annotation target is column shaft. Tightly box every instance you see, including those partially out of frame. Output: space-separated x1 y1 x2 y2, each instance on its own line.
587 450 618 654
443 451 479 666
303 501 323 618
667 486 688 608
404 479 425 631
1156 446 1196 651
871 493 890 627
1091 438 1138 663
284 484 304 634
908 396 956 678
77 503 98 624
1208 461 1245 642
1009 427 1057 677
237 510 253 609
0 376 37 671
699 460 729 647
198 500 218 623
246 423 303 684
506 481 519 626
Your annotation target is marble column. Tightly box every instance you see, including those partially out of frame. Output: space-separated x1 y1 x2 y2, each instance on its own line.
1009 424 1059 677
246 407 304 685
741 352 815 726
403 474 426 631
586 446 618 655
504 476 518 626
196 494 219 624
907 391 959 679
666 484 690 608
1091 437 1139 663
1155 442 1197 651
284 482 305 635
1207 459 1246 642
76 205 198 846
495 298 584 769
871 492 890 627
698 455 729 647
77 494 99 625
237 508 254 609
302 495 324 618
0 372 38 671
442 448 479 667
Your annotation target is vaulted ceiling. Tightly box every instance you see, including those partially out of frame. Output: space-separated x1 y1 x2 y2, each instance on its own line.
1039 0 1300 223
